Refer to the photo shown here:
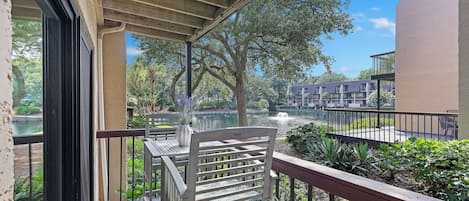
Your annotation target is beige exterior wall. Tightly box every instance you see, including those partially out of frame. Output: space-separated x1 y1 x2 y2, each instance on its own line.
0 1 14 200
459 0 469 139
395 0 459 113
102 31 128 201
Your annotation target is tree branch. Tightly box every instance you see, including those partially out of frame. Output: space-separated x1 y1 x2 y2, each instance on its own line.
204 67 236 92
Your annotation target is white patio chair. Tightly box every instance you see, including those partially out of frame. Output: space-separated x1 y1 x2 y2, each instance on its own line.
160 127 277 201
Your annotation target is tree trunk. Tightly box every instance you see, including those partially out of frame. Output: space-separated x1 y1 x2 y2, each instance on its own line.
12 64 26 107
0 0 14 200
235 73 248 126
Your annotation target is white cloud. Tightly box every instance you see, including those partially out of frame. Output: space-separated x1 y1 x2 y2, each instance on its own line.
371 7 381 11
355 26 363 32
369 18 396 35
339 66 353 73
126 47 145 56
352 12 366 22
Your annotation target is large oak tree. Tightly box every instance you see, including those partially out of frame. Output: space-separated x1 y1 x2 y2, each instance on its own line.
137 0 353 126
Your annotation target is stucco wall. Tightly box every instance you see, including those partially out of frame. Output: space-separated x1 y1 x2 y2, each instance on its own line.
459 0 469 139
0 1 14 200
395 0 459 113
102 31 127 201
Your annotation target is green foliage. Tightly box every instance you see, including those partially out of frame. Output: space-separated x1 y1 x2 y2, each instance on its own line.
127 115 146 129
309 138 373 174
356 68 373 80
15 104 42 115
197 100 234 110
315 72 349 84
285 122 328 153
367 90 394 107
12 19 43 110
127 57 173 114
246 99 270 111
14 169 43 201
377 138 469 200
245 75 278 106
342 117 394 131
286 123 469 200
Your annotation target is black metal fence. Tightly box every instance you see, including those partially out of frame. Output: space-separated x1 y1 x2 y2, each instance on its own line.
326 109 458 144
13 134 44 201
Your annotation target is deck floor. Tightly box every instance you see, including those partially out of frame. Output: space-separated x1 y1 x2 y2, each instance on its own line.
14 143 43 178
329 126 455 143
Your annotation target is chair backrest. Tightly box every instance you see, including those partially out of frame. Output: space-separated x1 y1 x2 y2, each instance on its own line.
145 113 179 140
184 127 277 201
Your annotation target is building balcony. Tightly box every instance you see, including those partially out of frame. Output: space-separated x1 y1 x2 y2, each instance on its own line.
370 51 396 81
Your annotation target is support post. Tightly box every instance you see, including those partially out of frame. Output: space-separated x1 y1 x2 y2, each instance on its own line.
377 80 381 128
377 80 381 110
186 41 192 98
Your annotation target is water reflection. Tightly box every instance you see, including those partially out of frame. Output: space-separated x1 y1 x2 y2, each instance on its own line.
193 111 326 136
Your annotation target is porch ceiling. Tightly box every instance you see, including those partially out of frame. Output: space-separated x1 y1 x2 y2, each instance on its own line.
11 0 250 42
101 0 250 42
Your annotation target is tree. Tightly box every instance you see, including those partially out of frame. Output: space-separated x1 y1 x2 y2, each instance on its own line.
367 90 394 107
127 56 173 114
194 73 233 105
12 18 42 108
271 78 289 106
245 74 278 110
137 0 353 126
316 72 349 84
356 68 373 80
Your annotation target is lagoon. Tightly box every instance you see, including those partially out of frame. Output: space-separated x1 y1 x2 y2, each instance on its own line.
12 110 327 136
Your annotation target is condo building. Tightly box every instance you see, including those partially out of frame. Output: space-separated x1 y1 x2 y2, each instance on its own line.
289 80 394 108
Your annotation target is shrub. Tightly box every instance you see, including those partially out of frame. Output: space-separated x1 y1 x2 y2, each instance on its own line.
14 169 43 201
377 138 469 200
15 105 42 115
285 122 328 153
127 115 146 129
246 99 269 111
342 117 394 131
309 138 374 175
197 100 233 110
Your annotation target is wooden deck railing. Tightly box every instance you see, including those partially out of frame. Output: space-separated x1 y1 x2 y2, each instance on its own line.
272 152 440 201
96 129 441 201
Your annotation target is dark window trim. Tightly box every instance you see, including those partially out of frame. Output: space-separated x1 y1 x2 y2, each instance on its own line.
36 0 92 200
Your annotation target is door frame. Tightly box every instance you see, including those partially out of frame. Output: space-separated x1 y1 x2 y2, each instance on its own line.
36 0 93 200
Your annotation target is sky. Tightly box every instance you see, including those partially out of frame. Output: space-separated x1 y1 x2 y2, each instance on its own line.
126 0 399 78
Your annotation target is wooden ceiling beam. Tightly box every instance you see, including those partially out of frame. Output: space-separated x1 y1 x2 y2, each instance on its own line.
132 0 216 20
196 0 229 9
103 9 195 36
12 6 41 20
12 0 39 10
189 0 249 41
103 0 205 29
126 24 187 42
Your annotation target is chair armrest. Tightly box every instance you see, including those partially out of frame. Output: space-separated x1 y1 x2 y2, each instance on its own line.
270 170 278 180
161 156 187 196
